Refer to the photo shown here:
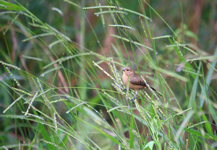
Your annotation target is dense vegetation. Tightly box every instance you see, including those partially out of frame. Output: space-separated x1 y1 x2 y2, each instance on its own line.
0 0 217 149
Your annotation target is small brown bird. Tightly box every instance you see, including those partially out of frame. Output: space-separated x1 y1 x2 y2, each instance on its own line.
122 67 157 101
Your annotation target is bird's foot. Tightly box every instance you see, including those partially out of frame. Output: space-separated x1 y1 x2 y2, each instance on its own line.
131 97 136 102
131 94 137 102
123 88 131 92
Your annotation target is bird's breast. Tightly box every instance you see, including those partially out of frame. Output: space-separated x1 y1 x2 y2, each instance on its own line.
123 75 144 90
122 75 128 86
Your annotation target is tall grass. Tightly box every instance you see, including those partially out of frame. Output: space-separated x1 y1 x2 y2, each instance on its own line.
0 0 217 150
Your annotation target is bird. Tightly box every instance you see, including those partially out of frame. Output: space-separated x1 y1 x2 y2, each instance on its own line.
122 67 158 101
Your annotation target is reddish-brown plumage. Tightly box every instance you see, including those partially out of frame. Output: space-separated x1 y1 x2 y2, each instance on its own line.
122 67 156 101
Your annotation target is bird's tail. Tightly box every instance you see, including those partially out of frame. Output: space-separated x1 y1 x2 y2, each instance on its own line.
150 86 156 91
147 86 163 97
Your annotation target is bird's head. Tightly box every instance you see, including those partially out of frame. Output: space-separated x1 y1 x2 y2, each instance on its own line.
122 67 134 76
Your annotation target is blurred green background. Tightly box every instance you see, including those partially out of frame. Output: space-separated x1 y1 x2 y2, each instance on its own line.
1 0 217 149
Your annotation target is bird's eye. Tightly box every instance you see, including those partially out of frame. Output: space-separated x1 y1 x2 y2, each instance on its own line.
127 69 129 71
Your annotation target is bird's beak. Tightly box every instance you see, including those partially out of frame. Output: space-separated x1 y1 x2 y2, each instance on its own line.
122 68 125 71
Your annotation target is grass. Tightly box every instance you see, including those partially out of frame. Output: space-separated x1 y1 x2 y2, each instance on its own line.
0 0 217 149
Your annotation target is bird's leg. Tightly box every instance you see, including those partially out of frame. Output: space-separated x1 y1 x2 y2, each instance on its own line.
131 91 138 102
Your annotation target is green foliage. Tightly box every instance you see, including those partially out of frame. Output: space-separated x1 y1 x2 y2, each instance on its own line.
0 0 217 150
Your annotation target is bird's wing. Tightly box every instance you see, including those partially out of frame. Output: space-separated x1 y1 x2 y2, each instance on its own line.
130 76 146 86
130 76 157 91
